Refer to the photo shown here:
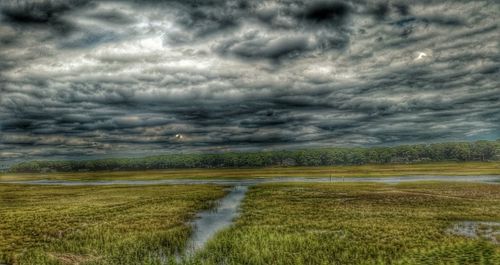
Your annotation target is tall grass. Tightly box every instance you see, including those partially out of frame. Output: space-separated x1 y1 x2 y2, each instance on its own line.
191 182 500 264
0 184 227 264
2 181 500 264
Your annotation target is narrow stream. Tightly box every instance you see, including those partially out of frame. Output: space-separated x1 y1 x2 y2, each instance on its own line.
185 185 248 256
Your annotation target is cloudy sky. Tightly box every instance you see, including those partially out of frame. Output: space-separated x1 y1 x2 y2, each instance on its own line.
0 0 499 163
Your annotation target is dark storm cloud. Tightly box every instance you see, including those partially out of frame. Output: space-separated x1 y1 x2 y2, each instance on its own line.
0 0 499 163
0 0 92 35
212 1 355 60
301 1 351 24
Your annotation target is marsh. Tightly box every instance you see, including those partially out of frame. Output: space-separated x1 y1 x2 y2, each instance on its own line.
2 173 500 264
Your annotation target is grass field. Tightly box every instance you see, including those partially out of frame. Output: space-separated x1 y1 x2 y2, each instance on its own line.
2 176 500 264
193 182 500 265
1 162 500 181
0 184 227 265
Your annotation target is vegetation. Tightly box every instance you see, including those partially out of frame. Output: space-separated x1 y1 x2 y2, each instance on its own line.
0 184 227 265
191 182 500 265
8 140 500 173
2 181 500 264
2 162 500 182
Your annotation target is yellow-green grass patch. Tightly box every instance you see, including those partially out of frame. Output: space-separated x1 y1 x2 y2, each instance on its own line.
193 182 500 265
0 184 227 265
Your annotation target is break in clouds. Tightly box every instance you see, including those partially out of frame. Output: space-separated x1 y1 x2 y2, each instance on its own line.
0 0 499 163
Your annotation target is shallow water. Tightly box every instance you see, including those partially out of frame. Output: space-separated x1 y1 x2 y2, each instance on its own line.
448 221 500 244
2 175 500 186
184 186 248 256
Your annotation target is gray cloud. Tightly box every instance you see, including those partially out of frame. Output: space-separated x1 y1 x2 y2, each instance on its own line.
216 34 313 61
0 0 499 163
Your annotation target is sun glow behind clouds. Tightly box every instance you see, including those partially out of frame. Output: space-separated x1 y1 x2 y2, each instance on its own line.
416 52 427 60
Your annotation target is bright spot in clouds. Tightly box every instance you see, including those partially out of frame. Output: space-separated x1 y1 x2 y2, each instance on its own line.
416 52 427 60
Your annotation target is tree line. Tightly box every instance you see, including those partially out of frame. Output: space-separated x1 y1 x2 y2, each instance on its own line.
8 140 500 173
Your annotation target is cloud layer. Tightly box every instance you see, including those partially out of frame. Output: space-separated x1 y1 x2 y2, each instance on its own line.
1 0 499 163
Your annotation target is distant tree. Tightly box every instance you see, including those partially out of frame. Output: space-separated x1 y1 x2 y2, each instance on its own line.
8 139 500 172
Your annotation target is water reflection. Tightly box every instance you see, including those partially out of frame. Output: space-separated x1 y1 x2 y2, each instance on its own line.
185 186 248 256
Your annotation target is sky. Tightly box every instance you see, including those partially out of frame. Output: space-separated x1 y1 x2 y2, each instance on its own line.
0 0 499 164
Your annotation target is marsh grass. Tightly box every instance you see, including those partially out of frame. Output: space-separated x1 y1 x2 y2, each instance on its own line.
0 184 227 265
2 180 500 264
191 182 500 264
1 162 500 182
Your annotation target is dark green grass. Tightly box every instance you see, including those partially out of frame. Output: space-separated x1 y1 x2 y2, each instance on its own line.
0 184 227 265
192 182 500 265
